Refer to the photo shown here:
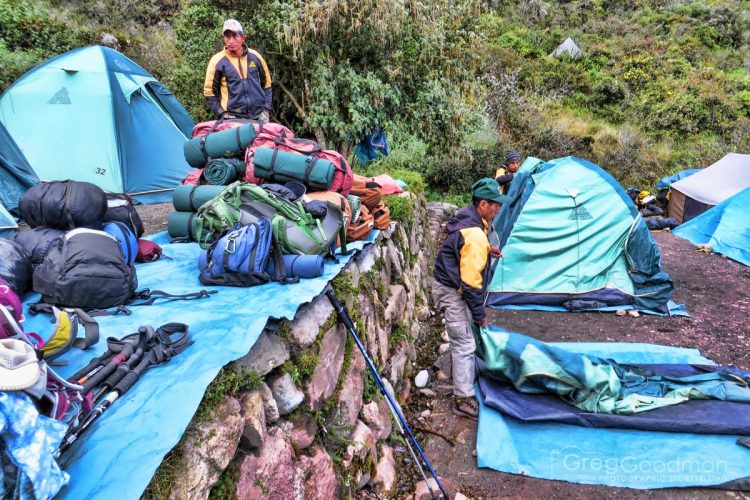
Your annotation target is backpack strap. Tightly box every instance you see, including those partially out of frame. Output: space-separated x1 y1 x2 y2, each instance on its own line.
28 302 100 355
63 181 76 229
304 156 319 186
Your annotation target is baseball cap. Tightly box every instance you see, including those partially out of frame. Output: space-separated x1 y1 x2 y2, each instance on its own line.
222 19 244 35
0 338 41 391
472 178 511 204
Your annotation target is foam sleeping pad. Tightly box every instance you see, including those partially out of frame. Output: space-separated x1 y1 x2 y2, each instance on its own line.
172 185 225 212
267 254 324 279
167 211 200 241
203 158 246 186
253 148 334 191
183 124 257 169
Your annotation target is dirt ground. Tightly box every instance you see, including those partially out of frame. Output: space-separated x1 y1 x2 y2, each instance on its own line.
406 230 750 499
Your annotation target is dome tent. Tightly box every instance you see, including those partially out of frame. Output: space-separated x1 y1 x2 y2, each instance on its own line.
0 46 194 203
488 156 673 313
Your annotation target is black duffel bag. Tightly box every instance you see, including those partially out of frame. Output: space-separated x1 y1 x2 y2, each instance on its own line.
20 180 108 230
104 193 144 238
0 238 32 295
33 228 137 309
7 227 65 268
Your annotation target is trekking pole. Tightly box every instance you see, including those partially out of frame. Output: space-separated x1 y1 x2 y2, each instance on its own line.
326 288 449 499
56 323 191 458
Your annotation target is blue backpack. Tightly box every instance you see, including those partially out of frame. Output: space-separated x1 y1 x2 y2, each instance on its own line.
102 221 138 265
198 218 281 287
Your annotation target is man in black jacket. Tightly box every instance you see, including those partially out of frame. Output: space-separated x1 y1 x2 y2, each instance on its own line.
495 149 522 195
204 19 273 122
432 178 509 420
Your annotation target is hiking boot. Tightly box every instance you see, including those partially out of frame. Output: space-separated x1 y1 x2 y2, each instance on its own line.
452 396 479 421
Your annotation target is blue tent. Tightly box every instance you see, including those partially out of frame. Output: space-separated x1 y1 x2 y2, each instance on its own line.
0 121 38 226
673 186 750 266
488 156 673 312
656 168 700 189
0 46 194 203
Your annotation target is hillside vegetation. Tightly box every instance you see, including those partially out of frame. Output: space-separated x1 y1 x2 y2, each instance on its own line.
1 0 748 196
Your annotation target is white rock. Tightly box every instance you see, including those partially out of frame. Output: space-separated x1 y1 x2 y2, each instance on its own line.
438 342 451 355
420 409 431 418
627 310 641 318
414 369 429 388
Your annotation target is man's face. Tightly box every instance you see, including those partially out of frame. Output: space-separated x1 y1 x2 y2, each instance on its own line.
223 31 246 53
478 200 501 223
507 161 521 173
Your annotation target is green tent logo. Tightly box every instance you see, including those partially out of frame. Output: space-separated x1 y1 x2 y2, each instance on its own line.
48 87 71 104
568 206 593 220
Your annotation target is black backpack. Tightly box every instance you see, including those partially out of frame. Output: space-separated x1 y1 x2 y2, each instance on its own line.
104 193 145 238
0 238 32 296
33 228 137 309
7 227 65 268
19 180 107 230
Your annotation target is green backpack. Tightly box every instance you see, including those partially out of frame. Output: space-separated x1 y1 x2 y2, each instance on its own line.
194 182 346 256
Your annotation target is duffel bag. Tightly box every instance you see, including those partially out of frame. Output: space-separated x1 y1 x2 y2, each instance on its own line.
0 239 32 296
350 175 383 211
198 219 274 287
305 191 352 248
19 180 107 230
247 134 353 195
253 148 335 191
346 205 374 242
104 193 144 238
102 221 138 265
33 228 137 309
372 201 391 230
172 185 226 212
7 227 64 268
192 119 293 140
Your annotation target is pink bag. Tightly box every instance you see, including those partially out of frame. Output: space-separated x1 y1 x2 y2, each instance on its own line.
0 278 24 339
181 168 206 186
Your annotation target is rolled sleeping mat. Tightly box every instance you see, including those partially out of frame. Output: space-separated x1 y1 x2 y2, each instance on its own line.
346 194 362 223
183 123 258 169
172 185 225 212
253 148 334 191
267 254 324 279
204 158 247 186
167 211 200 241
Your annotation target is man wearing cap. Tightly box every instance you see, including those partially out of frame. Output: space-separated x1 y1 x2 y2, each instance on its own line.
431 178 509 420
204 19 273 122
495 149 522 195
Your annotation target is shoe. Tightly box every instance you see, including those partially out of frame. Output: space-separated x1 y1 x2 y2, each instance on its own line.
452 396 479 421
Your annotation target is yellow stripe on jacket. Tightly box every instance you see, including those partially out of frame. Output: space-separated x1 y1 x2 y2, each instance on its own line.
204 51 229 111
247 48 272 89
458 225 491 289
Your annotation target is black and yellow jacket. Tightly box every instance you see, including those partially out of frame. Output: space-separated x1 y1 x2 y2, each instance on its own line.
495 165 514 195
433 204 492 323
204 45 272 119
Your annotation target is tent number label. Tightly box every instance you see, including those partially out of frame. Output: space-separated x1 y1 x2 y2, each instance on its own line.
96 168 106 175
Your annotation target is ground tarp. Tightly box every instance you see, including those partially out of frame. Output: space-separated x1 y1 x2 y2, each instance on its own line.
673 186 750 267
18 231 374 499
476 325 750 490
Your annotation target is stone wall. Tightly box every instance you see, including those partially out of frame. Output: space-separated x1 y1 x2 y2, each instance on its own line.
154 193 441 499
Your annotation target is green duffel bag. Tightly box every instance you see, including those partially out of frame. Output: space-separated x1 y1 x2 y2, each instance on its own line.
183 124 257 168
204 158 246 185
253 147 334 191
194 182 345 255
167 211 200 241
172 185 225 212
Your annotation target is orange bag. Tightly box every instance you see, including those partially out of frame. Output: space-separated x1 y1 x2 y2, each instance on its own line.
305 191 351 248
350 174 383 211
371 201 390 230
346 205 374 242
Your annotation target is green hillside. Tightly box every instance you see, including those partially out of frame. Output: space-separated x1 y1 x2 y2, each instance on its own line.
1 0 748 195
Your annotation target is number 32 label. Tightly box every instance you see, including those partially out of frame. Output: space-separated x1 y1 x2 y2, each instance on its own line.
95 168 106 175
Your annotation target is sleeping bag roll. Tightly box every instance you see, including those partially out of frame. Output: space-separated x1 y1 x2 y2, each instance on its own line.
167 211 200 241
267 254 324 279
253 148 334 191
172 185 225 212
183 124 257 169
204 158 247 186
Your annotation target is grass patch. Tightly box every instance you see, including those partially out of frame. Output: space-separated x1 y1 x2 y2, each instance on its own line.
194 365 262 422
383 194 415 223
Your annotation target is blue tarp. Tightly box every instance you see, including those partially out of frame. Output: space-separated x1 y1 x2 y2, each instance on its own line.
673 186 750 267
18 232 374 499
476 328 750 489
656 169 701 189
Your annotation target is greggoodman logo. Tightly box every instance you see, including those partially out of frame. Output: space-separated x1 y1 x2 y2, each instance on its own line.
550 446 730 484
568 206 592 220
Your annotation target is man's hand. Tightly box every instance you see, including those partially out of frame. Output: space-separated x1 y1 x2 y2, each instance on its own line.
476 317 488 327
490 246 503 258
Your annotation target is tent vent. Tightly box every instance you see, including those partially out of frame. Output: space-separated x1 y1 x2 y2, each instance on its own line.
568 206 592 220
48 87 71 105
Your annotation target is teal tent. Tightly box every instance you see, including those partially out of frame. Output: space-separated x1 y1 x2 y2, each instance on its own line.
488 156 673 312
0 46 194 203
0 121 38 230
673 186 750 267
